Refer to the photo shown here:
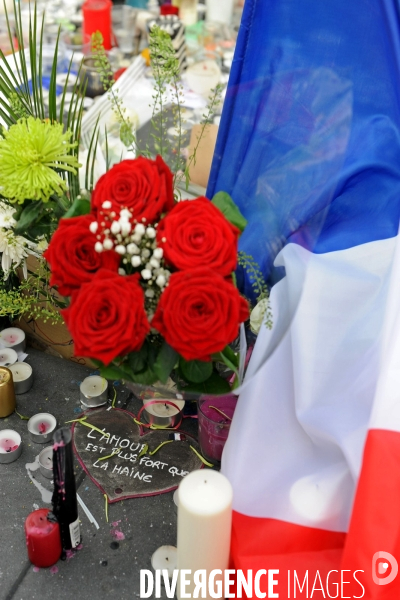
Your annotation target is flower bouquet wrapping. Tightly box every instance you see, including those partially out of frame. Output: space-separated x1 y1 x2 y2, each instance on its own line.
45 155 252 398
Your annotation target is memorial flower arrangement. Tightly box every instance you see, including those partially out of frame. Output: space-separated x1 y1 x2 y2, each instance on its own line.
44 155 253 393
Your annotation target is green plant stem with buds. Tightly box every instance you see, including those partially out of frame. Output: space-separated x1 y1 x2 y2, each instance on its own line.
91 31 138 153
238 251 273 329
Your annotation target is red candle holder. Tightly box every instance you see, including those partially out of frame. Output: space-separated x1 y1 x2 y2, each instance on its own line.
25 509 62 568
83 0 112 50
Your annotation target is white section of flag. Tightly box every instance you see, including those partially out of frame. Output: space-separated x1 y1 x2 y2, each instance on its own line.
222 236 397 532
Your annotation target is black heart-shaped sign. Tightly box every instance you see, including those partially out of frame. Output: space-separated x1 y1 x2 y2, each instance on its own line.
73 407 203 502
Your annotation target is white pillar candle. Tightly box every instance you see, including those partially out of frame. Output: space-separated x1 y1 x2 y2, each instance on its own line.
8 362 33 394
0 429 22 463
0 348 18 367
80 376 108 407
27 413 57 444
0 327 26 353
177 470 233 600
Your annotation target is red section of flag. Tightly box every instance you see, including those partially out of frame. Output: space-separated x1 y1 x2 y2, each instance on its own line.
341 429 400 599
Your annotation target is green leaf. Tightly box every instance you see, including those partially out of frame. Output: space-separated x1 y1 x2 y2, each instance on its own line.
211 191 247 232
128 345 148 373
63 197 91 219
179 357 213 384
99 364 128 381
182 371 231 394
14 202 44 233
153 342 178 384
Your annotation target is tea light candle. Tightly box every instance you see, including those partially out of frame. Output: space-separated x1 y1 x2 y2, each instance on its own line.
0 366 16 418
0 348 18 367
0 327 26 353
151 545 177 578
8 362 33 394
177 470 233 600
38 446 53 479
142 399 184 427
28 413 57 444
0 429 22 463
80 375 108 407
25 508 62 568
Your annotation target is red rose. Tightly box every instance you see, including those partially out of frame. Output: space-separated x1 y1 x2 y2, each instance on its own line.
63 269 150 365
151 268 249 361
157 197 239 276
91 156 174 222
44 215 120 297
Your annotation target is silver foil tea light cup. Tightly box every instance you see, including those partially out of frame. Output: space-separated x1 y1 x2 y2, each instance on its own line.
0 429 22 463
8 362 33 394
0 327 26 354
80 376 108 408
27 413 57 444
38 446 53 479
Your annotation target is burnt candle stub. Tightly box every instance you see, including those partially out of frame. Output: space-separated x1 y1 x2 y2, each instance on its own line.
0 429 22 463
28 413 57 443
0 327 26 353
38 446 54 479
52 427 81 550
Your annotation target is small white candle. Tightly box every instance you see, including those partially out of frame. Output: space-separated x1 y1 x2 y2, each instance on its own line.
0 429 22 463
143 399 184 418
27 413 57 444
177 470 233 600
151 546 177 578
80 376 108 407
8 362 33 394
38 446 53 479
0 327 26 353
0 348 18 367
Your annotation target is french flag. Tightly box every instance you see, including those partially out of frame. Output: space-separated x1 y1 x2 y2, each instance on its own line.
207 0 400 597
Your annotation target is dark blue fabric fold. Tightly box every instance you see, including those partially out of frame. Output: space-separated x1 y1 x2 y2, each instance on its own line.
207 0 400 299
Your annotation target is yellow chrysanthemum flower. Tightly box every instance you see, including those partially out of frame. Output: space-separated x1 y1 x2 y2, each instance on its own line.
0 117 80 204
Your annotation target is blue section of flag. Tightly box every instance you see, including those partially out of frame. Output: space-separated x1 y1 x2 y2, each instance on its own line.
207 0 400 298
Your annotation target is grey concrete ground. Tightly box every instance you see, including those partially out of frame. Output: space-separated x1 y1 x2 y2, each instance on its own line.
1 349 197 600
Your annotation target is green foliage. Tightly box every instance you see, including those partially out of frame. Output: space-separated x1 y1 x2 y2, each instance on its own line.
179 357 213 383
63 195 92 219
211 191 247 232
153 342 179 384
179 83 224 190
181 371 231 394
238 251 273 329
91 31 136 152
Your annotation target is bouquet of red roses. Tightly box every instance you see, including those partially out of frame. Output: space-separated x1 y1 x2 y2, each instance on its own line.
44 155 249 393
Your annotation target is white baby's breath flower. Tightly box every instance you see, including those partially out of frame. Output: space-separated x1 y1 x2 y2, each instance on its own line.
127 243 139 255
94 242 103 253
118 268 126 276
150 258 160 269
131 255 141 267
102 201 112 209
110 221 121 234
141 268 152 280
141 248 151 259
153 247 163 259
115 244 126 255
120 209 132 219
135 223 145 236
156 274 166 288
145 288 155 298
146 227 156 239
103 238 114 250
120 221 131 236
250 298 269 334
89 221 98 234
